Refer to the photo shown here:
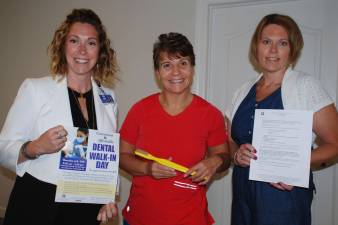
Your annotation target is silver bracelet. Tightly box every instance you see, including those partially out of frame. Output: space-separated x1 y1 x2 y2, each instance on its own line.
20 141 39 160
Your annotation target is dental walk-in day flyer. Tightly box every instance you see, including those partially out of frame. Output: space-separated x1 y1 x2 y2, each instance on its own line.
55 127 119 204
249 109 313 188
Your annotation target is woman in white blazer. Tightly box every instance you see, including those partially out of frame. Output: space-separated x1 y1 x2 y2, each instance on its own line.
0 9 118 225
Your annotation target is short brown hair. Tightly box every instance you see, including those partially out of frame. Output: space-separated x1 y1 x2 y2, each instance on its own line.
153 32 195 70
48 9 118 87
249 14 303 72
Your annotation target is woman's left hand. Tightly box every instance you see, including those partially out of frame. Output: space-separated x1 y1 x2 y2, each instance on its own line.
270 182 294 191
184 155 222 185
97 202 118 224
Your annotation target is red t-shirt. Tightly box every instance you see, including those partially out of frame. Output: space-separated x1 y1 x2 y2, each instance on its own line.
121 93 227 225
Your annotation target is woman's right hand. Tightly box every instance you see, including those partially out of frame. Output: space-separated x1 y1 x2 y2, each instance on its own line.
233 143 257 167
147 161 177 179
28 125 68 156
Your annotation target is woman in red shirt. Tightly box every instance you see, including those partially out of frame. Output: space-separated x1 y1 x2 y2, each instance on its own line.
119 32 231 225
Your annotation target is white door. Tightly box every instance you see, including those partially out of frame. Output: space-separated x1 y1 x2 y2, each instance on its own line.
195 0 338 224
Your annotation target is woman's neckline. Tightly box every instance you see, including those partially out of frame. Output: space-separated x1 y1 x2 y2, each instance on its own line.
67 87 92 97
157 93 195 117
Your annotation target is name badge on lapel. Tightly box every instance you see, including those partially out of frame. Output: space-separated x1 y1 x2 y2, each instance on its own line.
99 94 114 104
98 87 114 104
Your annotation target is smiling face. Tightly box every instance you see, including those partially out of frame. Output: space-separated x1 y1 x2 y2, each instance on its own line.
257 24 291 75
156 52 194 95
65 22 99 79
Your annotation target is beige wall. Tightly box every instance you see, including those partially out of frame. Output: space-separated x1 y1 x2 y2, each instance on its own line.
0 0 196 222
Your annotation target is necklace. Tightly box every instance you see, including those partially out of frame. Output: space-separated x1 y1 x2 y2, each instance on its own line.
70 88 95 129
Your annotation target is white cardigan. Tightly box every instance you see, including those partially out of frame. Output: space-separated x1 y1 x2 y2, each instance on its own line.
0 76 118 185
226 68 333 143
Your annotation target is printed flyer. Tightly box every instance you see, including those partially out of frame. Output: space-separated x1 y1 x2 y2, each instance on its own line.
249 109 312 188
55 127 119 204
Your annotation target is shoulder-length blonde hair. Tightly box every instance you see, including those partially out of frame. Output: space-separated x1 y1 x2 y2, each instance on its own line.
48 8 118 88
249 14 304 73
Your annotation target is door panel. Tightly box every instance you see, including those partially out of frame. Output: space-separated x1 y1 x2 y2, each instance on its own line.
195 0 338 224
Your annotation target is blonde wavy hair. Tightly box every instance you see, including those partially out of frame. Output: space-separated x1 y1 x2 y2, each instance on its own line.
48 9 118 88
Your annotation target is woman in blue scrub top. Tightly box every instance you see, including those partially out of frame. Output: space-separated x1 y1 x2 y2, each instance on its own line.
226 14 338 225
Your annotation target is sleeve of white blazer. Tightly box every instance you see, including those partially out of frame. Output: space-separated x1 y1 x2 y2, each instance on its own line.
0 79 39 174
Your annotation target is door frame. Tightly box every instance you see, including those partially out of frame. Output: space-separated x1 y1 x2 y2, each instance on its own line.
193 0 301 97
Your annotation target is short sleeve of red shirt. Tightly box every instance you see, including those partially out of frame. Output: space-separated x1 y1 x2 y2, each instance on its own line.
206 105 228 147
119 101 143 145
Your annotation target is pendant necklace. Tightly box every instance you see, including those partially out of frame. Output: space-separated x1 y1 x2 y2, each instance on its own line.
70 88 95 129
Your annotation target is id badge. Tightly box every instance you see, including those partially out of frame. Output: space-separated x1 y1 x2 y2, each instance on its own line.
99 94 114 104
98 87 114 104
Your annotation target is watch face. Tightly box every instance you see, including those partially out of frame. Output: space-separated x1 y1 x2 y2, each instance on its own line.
21 141 38 159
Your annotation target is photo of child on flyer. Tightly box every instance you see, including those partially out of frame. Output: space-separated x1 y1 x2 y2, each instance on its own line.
62 128 89 160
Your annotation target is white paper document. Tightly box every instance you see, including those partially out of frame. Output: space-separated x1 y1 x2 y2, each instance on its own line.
55 127 119 204
249 109 313 188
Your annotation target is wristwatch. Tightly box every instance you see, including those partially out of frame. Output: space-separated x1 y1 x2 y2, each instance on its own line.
20 141 39 160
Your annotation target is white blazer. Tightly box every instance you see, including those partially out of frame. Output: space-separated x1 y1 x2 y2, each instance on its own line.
0 75 118 185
